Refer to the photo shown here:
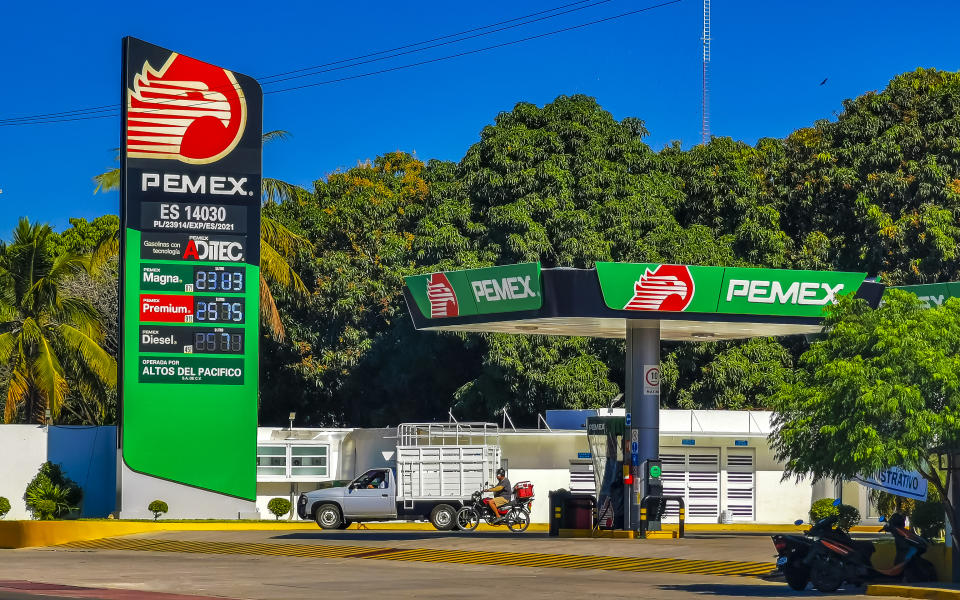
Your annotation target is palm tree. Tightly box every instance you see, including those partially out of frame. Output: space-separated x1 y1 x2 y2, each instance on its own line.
92 131 311 340
0 219 117 423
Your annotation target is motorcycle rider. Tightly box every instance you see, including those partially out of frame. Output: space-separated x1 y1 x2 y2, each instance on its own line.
484 468 512 522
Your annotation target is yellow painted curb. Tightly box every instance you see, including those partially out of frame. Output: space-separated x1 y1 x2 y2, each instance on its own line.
0 520 316 549
0 520 550 549
558 528 635 539
867 584 960 599
642 530 679 539
348 522 548 532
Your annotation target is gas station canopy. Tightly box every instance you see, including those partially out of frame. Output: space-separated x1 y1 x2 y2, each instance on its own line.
402 262 885 341
403 261 885 532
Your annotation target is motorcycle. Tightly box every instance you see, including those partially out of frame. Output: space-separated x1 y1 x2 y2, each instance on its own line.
771 516 831 591
772 511 937 593
456 482 534 533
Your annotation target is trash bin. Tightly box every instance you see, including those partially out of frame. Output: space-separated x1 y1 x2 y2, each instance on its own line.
548 489 570 537
564 495 596 530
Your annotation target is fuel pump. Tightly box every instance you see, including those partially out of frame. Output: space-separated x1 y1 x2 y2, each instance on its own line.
642 458 663 530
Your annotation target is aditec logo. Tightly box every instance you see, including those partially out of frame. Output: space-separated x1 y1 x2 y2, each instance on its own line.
127 54 247 164
426 273 458 318
624 265 695 311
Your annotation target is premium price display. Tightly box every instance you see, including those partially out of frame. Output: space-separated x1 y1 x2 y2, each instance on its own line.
194 298 245 324
193 266 245 292
140 294 246 324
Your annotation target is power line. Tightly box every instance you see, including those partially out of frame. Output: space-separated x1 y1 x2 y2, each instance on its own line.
0 0 683 127
257 0 618 87
0 0 604 125
264 1 683 96
256 0 599 82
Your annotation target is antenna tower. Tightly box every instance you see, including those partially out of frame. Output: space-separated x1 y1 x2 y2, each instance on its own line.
701 0 711 145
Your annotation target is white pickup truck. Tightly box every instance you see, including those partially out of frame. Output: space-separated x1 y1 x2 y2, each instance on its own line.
297 423 501 530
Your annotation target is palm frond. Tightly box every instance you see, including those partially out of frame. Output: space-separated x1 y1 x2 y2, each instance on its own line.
261 130 291 144
260 240 309 298
261 216 312 258
259 273 285 341
93 168 120 194
262 178 309 204
32 335 69 419
0 332 17 364
88 228 120 276
4 367 29 423
58 324 117 387
51 297 102 339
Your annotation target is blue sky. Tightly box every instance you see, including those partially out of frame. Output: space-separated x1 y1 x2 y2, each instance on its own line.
0 0 958 234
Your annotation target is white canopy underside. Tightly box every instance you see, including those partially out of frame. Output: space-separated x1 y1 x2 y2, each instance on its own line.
420 316 822 341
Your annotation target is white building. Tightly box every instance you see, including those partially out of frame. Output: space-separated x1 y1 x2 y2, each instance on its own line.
253 410 851 525
0 411 877 525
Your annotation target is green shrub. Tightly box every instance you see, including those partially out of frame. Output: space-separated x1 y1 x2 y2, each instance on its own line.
871 490 916 516
24 463 81 520
0 496 10 519
810 498 838 522
911 500 945 539
34 499 57 520
267 498 292 520
148 500 168 521
809 498 860 532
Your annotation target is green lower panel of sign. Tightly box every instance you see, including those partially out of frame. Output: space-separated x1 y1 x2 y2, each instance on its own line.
123 228 258 501
139 355 245 384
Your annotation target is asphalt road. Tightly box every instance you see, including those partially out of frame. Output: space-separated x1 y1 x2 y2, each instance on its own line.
0 531 871 599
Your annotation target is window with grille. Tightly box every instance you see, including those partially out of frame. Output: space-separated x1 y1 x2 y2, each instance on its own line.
257 444 330 478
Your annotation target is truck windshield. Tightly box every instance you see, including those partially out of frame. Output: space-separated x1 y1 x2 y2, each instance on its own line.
353 469 389 489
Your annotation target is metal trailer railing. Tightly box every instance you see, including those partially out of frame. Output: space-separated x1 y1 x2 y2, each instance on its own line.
396 422 499 447
395 423 501 503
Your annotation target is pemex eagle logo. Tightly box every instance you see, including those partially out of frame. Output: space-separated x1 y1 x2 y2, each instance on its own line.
127 53 247 164
426 273 458 318
624 265 695 311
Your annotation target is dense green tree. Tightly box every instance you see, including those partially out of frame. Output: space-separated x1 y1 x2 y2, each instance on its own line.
776 69 960 284
770 290 960 548
13 68 960 427
0 219 116 424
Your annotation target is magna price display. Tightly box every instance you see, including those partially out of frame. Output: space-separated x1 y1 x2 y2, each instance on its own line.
120 37 261 500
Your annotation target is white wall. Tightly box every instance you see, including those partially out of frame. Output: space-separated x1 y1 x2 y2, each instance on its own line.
118 461 257 519
0 426 48 520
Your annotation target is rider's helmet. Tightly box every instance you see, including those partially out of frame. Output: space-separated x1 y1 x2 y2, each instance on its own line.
496 467 505 478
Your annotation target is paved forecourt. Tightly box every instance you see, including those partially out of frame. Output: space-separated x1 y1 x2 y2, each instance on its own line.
0 530 869 599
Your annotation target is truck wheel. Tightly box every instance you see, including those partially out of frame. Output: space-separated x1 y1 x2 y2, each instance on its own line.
315 504 342 530
430 504 456 531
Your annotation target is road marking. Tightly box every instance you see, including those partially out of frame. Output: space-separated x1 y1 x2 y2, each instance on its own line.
58 538 776 578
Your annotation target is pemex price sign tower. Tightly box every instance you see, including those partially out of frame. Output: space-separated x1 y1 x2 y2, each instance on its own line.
119 37 261 513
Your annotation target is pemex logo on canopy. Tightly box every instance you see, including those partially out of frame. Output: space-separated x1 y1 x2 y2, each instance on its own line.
127 53 247 164
624 265 695 311
426 273 458 318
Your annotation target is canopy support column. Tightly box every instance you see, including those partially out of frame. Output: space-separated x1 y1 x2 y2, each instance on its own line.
625 320 660 531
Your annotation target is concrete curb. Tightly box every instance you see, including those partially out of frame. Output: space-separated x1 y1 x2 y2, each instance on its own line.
866 584 960 599
0 520 549 549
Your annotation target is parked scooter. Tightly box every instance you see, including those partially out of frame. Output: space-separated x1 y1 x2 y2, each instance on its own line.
772 507 937 593
771 515 849 591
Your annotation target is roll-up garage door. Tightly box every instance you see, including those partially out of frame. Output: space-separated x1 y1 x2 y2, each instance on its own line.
724 450 756 521
659 448 720 523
